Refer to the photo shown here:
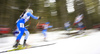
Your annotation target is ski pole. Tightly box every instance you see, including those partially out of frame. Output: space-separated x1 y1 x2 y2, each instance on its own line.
35 19 41 28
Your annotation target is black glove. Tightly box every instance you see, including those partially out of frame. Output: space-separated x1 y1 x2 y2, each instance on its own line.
38 17 41 20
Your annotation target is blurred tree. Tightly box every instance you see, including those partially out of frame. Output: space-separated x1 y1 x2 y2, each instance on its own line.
74 0 99 28
56 0 68 27
83 0 99 28
0 0 100 34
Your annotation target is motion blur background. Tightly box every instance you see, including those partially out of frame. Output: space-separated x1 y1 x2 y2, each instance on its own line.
0 0 100 33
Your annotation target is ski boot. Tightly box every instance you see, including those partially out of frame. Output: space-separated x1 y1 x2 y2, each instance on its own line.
44 37 48 42
23 39 27 47
13 40 20 48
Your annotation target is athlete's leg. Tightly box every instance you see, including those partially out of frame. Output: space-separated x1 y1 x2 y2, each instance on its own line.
42 29 47 41
24 28 29 40
13 20 25 47
23 28 30 46
16 22 25 41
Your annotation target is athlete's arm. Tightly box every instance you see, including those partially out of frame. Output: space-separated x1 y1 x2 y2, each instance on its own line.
27 12 38 20
48 26 53 28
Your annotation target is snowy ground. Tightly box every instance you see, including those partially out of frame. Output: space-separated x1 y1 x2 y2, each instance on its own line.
0 29 100 54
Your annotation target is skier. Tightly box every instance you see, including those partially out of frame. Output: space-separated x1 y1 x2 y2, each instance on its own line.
13 9 41 47
64 21 71 31
42 22 53 41
77 22 86 34
64 21 72 35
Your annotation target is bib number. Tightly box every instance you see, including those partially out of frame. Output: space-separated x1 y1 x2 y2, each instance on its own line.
20 23 24 28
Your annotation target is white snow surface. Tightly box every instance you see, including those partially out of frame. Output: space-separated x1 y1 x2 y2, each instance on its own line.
1 29 100 54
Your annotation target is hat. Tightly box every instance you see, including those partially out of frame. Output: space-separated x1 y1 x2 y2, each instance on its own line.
26 9 33 13
45 22 50 24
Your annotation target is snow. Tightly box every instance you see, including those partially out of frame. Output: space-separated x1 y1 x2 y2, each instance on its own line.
1 29 100 54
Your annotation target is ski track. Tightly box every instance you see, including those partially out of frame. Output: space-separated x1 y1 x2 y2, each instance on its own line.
0 29 100 54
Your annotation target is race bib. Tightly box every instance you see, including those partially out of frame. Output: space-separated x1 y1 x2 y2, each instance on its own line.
43 25 48 29
20 23 24 28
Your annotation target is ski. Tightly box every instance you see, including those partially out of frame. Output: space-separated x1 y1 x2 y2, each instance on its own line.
0 42 56 53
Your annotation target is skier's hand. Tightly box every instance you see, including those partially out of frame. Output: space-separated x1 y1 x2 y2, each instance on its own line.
38 17 41 20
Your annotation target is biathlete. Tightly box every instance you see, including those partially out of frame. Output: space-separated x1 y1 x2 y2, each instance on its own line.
41 22 53 41
64 21 71 31
13 9 41 47
77 22 86 34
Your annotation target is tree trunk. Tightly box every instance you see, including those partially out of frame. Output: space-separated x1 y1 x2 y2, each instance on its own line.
56 0 68 27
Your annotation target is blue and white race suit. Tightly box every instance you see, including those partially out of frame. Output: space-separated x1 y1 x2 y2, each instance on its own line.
42 24 53 38
16 12 38 41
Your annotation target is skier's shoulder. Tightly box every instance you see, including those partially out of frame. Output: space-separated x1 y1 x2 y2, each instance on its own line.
26 12 33 16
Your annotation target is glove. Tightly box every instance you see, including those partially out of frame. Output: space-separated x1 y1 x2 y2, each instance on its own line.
38 17 41 20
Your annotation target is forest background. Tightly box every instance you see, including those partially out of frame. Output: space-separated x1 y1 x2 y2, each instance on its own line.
0 0 100 33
